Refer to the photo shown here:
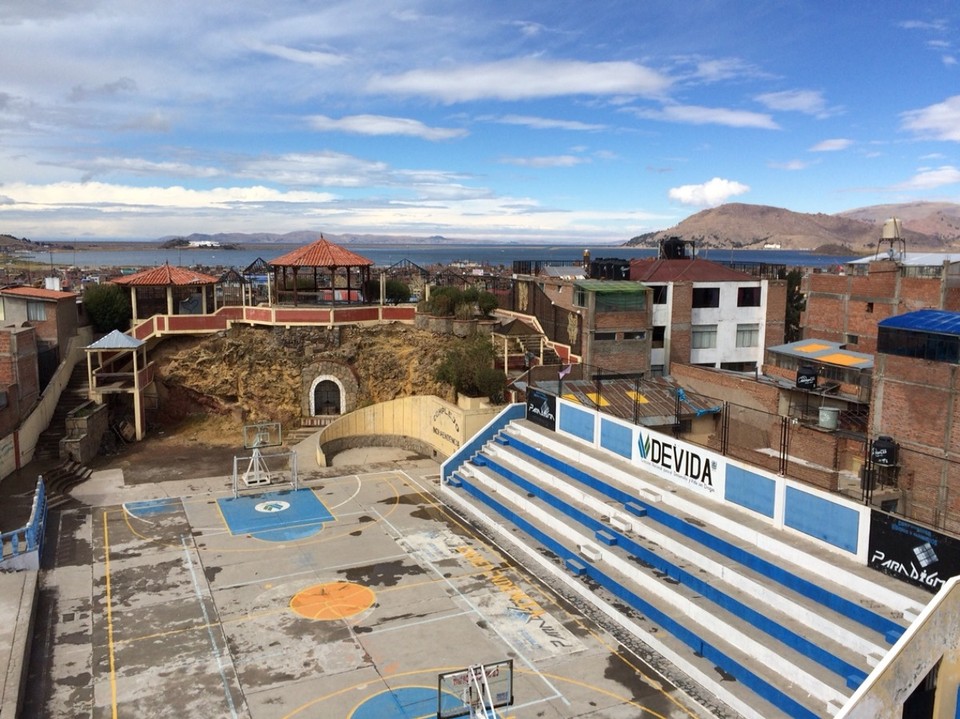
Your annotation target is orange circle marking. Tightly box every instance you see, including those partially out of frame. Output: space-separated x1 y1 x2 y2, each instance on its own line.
290 581 375 620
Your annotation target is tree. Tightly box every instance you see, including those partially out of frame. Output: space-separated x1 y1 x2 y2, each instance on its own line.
83 283 132 333
477 291 498 317
385 279 411 305
435 334 506 402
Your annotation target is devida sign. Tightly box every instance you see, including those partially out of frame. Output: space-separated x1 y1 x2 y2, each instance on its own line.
526 388 557 431
868 511 960 593
635 429 724 496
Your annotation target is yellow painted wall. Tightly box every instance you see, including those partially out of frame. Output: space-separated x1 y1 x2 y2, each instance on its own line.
316 395 500 465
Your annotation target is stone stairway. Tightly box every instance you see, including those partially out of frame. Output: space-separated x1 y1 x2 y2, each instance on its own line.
42 461 93 509
34 363 90 461
443 419 929 719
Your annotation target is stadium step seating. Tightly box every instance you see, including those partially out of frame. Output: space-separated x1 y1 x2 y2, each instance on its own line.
443 419 929 719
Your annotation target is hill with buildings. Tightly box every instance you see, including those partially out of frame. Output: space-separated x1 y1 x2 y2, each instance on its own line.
626 202 960 253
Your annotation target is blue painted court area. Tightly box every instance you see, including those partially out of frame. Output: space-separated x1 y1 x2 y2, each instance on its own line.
351 687 464 719
216 489 334 542
124 497 180 519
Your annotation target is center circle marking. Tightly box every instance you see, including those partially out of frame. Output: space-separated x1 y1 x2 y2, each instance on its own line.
290 581 376 620
255 500 290 513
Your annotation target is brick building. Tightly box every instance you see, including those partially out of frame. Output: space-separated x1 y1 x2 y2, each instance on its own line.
0 285 79 386
871 309 960 534
801 253 960 354
630 251 785 376
0 325 40 436
509 275 652 373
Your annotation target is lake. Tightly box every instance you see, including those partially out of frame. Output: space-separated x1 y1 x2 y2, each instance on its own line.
29 243 859 272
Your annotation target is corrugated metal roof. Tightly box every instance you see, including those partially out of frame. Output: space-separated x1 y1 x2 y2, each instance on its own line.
268 237 374 267
86 329 144 350
849 252 960 267
0 286 77 300
767 338 873 369
573 279 647 293
111 264 219 286
878 309 960 335
630 257 754 282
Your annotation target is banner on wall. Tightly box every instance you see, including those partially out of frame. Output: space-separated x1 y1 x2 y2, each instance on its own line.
525 388 557 432
633 427 726 497
868 511 960 593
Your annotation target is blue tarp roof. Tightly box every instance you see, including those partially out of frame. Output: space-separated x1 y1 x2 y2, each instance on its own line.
878 309 960 336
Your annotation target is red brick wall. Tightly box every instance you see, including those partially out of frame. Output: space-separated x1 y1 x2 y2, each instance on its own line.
671 363 779 412
764 280 786 347
669 283 692 366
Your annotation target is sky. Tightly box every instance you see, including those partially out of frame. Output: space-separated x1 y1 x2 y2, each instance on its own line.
0 1 958 245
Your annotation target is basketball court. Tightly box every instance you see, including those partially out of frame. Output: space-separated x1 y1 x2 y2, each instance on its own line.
34 444 718 719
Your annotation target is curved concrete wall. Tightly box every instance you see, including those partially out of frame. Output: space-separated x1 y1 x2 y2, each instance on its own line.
316 394 501 465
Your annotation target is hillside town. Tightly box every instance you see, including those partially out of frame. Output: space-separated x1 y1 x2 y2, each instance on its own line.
3 220 960 718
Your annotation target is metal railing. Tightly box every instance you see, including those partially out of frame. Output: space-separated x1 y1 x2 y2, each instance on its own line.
0 476 47 570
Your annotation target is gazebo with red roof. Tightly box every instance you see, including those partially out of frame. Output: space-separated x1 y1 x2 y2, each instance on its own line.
267 235 373 306
111 263 220 323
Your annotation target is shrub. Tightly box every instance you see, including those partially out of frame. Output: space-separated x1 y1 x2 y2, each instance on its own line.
477 291 498 317
83 283 132 333
435 334 506 402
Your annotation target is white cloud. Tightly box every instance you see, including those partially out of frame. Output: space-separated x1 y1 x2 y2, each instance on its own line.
902 96 960 141
494 115 606 131
668 177 749 207
498 155 586 168
367 58 671 102
245 41 346 69
944 55 958 66
308 114 467 140
755 89 834 118
769 160 812 171
632 104 778 129
896 165 960 190
809 138 853 152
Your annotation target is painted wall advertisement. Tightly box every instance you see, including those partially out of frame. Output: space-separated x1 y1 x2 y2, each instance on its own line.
868 511 960 593
633 427 726 497
525 388 557 432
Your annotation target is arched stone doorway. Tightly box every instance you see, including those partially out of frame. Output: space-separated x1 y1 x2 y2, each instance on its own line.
310 376 345 416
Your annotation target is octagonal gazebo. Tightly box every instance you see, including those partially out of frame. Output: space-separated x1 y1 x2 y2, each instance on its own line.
267 236 373 306
111 263 220 323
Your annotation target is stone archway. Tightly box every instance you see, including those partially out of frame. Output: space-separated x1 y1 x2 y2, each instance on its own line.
310 375 346 416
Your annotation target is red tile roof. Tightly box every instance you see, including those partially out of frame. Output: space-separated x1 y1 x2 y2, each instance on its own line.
630 257 753 282
0 286 78 300
110 264 219 286
268 236 373 267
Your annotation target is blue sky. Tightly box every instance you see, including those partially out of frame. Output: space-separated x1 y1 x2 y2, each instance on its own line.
0 1 958 244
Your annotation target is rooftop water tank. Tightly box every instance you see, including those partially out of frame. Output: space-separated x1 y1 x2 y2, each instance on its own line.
818 406 839 430
797 366 818 390
881 217 903 240
871 435 898 466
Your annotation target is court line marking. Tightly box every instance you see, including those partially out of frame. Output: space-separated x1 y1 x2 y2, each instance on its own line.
181 534 240 719
102 511 118 719
372 506 571 708
399 470 706 719
328 474 362 509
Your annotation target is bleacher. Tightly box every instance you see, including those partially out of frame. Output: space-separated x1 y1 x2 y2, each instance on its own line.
442 418 930 719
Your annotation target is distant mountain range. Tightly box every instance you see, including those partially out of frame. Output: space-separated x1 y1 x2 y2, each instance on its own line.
626 201 960 253
156 231 461 246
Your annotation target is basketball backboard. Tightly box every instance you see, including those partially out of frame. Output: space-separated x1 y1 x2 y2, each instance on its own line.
242 422 282 450
437 659 513 719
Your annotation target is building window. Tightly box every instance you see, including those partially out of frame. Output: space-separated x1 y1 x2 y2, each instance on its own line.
737 286 762 307
623 331 646 340
27 301 45 321
692 287 720 308
736 323 760 347
845 334 859 346
652 326 665 348
866 302 874 313
595 331 617 341
691 324 717 349
574 286 587 308
652 285 668 304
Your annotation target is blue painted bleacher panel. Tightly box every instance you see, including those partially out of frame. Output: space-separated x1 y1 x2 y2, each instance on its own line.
725 465 777 518
600 417 633 459
784 486 860 554
558 403 595 442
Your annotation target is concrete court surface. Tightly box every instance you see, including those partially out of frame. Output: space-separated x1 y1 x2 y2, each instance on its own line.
21 452 717 719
